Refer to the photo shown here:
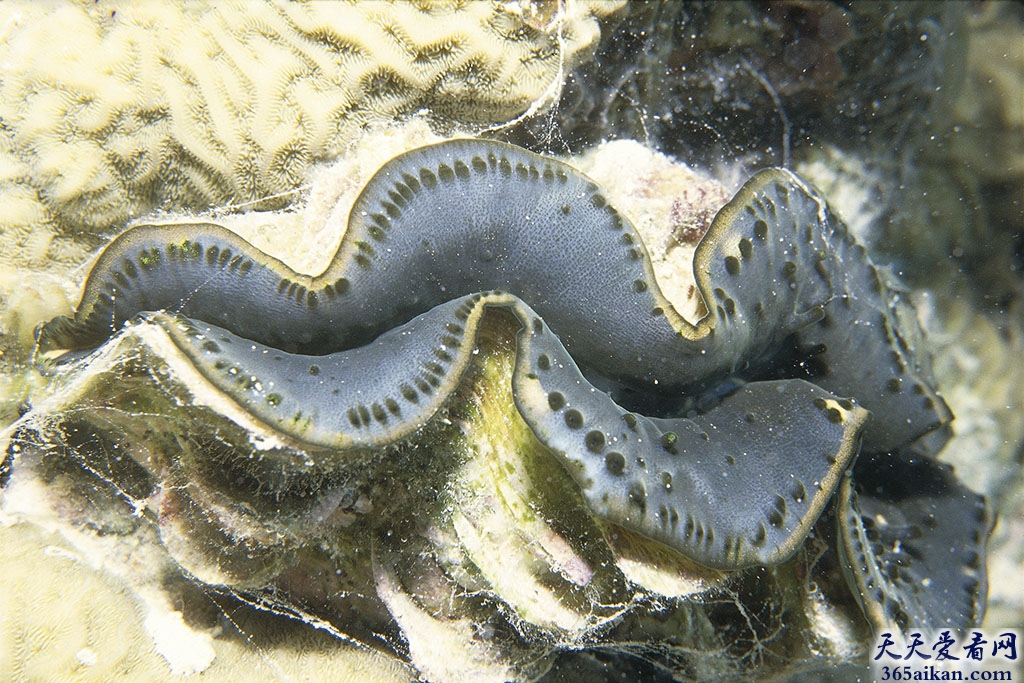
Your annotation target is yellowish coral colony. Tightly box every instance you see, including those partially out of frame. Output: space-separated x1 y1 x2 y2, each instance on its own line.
0 1 617 268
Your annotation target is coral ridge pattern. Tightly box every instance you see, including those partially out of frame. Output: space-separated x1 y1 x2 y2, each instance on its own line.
36 140 988 631
0 1 616 238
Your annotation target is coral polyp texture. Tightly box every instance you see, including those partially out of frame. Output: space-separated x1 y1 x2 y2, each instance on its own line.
0 0 620 266
4 139 992 680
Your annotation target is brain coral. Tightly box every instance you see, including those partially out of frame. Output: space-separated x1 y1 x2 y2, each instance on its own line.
0 0 621 267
